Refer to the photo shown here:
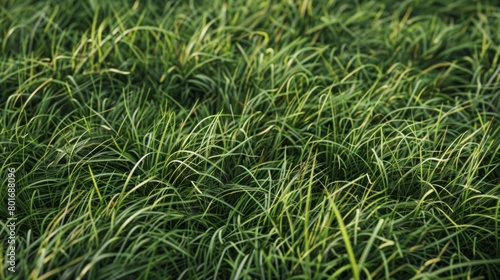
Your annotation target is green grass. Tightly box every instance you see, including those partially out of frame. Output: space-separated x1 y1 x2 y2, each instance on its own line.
1 0 500 279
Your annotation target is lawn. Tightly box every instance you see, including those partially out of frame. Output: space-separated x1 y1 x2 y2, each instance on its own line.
1 0 500 279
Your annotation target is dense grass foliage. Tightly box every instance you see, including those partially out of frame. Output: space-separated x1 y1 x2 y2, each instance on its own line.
1 0 500 279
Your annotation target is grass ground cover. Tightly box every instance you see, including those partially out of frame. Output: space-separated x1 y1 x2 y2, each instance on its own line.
1 0 500 279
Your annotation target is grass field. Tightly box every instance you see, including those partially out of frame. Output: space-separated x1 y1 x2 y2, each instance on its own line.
1 0 500 279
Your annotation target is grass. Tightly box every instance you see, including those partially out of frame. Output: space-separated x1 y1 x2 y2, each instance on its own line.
1 0 499 279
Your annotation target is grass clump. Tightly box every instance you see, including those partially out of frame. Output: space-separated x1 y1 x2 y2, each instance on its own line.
1 0 500 279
